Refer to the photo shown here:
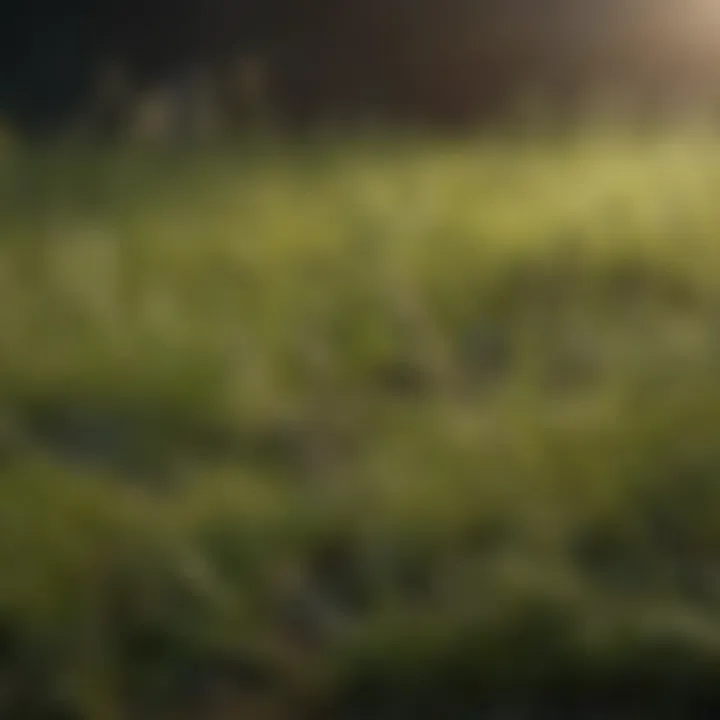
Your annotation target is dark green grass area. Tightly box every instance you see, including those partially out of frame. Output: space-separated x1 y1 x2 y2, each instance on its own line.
3 127 720 717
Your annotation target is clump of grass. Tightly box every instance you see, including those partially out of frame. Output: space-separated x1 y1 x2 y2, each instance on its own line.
3 127 720 717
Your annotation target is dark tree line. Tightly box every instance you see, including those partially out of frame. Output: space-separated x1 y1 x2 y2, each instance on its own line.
3 0 720 136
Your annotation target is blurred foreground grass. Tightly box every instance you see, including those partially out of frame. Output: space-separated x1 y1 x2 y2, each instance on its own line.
3 126 720 717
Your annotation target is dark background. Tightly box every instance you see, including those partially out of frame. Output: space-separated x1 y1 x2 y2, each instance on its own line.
2 1 719 135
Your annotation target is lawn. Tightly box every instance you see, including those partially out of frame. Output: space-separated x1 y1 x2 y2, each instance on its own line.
2 125 720 717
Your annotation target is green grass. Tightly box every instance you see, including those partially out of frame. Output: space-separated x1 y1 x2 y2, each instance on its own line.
3 125 720 717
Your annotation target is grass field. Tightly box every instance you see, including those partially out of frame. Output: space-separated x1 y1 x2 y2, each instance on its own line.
3 125 720 717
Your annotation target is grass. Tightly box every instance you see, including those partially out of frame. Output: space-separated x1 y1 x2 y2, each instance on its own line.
3 124 720 717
